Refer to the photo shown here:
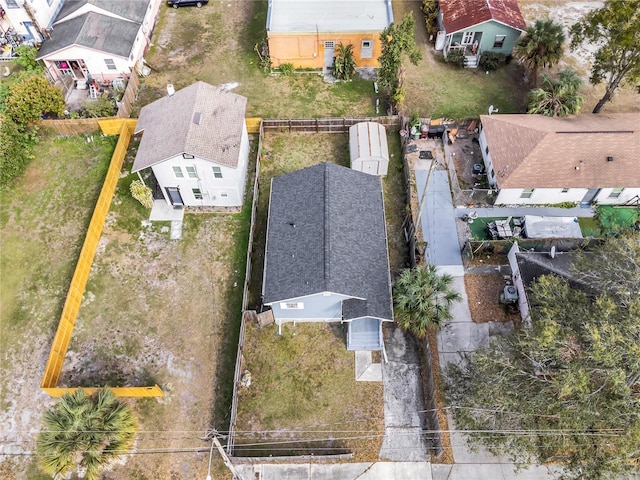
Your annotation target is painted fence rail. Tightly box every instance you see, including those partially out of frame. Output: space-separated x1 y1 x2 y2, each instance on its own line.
40 118 163 397
262 116 400 133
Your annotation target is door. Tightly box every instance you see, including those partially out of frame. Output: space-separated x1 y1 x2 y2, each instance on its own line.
166 187 184 208
324 41 335 72
580 188 600 206
461 31 475 45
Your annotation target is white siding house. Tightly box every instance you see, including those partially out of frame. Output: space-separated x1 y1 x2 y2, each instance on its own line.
36 0 161 83
479 113 640 206
132 82 250 209
0 0 64 44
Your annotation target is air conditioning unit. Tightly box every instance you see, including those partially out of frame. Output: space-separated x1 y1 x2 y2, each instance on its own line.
500 285 518 304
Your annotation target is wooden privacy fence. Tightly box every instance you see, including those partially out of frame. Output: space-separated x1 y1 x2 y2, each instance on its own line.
116 73 140 119
227 120 264 453
38 118 106 136
40 117 163 398
262 116 400 133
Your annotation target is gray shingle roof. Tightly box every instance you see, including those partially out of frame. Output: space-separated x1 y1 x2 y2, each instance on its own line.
263 163 393 321
37 11 140 59
132 82 248 172
55 0 149 24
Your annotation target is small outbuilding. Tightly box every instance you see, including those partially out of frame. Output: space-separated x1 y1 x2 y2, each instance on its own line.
349 122 389 176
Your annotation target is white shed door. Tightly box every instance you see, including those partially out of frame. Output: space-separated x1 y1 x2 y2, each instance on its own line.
361 161 378 175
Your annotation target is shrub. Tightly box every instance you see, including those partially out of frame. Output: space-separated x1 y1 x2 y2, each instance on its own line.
81 93 116 118
0 114 37 187
130 180 153 209
279 63 294 76
332 43 356 80
479 52 506 71
446 49 465 67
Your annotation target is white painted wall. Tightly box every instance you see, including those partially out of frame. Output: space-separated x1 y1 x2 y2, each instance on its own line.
478 129 498 188
152 125 249 208
495 187 640 206
268 292 352 324
42 45 131 81
1 0 62 40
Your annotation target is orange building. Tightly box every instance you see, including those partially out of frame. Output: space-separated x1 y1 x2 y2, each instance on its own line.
266 0 394 70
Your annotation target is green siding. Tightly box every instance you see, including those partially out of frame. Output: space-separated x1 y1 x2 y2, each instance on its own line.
449 20 521 56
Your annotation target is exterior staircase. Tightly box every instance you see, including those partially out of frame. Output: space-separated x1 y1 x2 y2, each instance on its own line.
464 54 478 68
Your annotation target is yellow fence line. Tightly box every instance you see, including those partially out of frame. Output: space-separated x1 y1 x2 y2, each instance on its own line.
245 117 261 134
43 385 164 398
99 117 138 135
41 120 163 397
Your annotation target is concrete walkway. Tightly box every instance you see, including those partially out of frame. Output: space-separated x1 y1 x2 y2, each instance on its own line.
379 325 430 462
235 462 432 479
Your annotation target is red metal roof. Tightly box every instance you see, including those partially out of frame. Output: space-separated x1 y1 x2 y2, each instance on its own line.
440 0 526 34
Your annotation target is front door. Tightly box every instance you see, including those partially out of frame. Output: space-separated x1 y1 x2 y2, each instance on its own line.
581 188 600 206
461 31 475 45
324 41 335 72
166 187 184 208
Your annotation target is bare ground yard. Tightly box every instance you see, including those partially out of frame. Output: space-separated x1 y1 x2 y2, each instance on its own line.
0 133 253 479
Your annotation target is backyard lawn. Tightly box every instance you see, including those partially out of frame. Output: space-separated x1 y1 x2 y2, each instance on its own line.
237 129 407 460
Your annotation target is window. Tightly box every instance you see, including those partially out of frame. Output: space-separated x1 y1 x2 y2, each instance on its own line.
172 166 184 178
361 40 373 59
5 0 19 8
104 58 117 70
192 188 203 200
186 166 197 178
183 153 194 159
493 35 506 48
491 170 496 178
561 188 570 193
280 302 304 310
212 166 222 178
485 146 489 155
461 31 474 45
521 188 534 199
220 192 228 198
324 41 335 49
609 188 624 198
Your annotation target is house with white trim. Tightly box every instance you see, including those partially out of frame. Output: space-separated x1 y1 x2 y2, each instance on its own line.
132 82 250 209
479 113 640 206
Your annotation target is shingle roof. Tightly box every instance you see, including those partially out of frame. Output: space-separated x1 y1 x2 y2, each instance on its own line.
37 11 140 59
480 113 640 189
132 82 248 172
55 0 149 24
439 0 526 34
267 0 393 33
516 251 591 295
262 163 393 321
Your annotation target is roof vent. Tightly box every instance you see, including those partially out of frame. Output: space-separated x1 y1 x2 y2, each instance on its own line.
607 156 614 162
193 112 201 125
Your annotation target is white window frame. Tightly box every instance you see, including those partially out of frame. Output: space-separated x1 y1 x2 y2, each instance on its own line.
609 188 624 198
493 35 506 48
361 40 373 59
172 166 184 178
192 188 203 200
280 302 304 310
212 166 223 179
220 191 228 198
561 188 570 193
5 0 19 8
104 58 117 70
520 188 534 199
461 31 474 45
186 166 198 178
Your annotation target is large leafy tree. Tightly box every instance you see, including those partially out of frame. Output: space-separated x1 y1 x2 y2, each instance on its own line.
515 19 566 86
527 70 584 117
36 389 138 480
571 0 640 113
0 114 37 187
393 264 462 338
446 234 640 480
4 73 65 126
378 12 422 112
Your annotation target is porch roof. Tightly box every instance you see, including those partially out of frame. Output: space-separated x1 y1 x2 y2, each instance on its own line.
439 0 526 34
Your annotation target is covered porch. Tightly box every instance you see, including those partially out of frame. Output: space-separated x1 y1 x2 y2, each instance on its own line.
443 31 482 68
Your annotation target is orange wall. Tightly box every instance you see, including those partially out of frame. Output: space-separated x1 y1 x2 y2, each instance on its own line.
268 32 383 68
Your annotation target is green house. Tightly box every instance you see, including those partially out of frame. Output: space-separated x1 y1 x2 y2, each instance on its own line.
435 0 526 68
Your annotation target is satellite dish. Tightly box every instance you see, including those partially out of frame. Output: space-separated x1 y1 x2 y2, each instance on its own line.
488 105 499 115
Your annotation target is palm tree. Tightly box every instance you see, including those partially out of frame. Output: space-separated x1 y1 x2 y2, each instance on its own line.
333 43 356 80
527 70 584 117
393 264 462 338
515 19 566 85
36 389 138 480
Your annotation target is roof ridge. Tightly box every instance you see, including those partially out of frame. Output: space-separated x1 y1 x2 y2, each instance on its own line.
323 163 330 288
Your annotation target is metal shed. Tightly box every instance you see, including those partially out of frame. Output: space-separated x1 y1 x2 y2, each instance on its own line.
349 122 389 176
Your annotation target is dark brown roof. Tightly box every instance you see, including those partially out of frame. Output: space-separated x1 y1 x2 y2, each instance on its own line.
439 0 526 34
132 82 247 172
480 113 640 189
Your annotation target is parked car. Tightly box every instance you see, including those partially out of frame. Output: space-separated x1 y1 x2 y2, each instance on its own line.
167 0 208 7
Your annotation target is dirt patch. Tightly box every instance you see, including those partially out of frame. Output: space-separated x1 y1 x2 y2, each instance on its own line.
465 274 520 327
